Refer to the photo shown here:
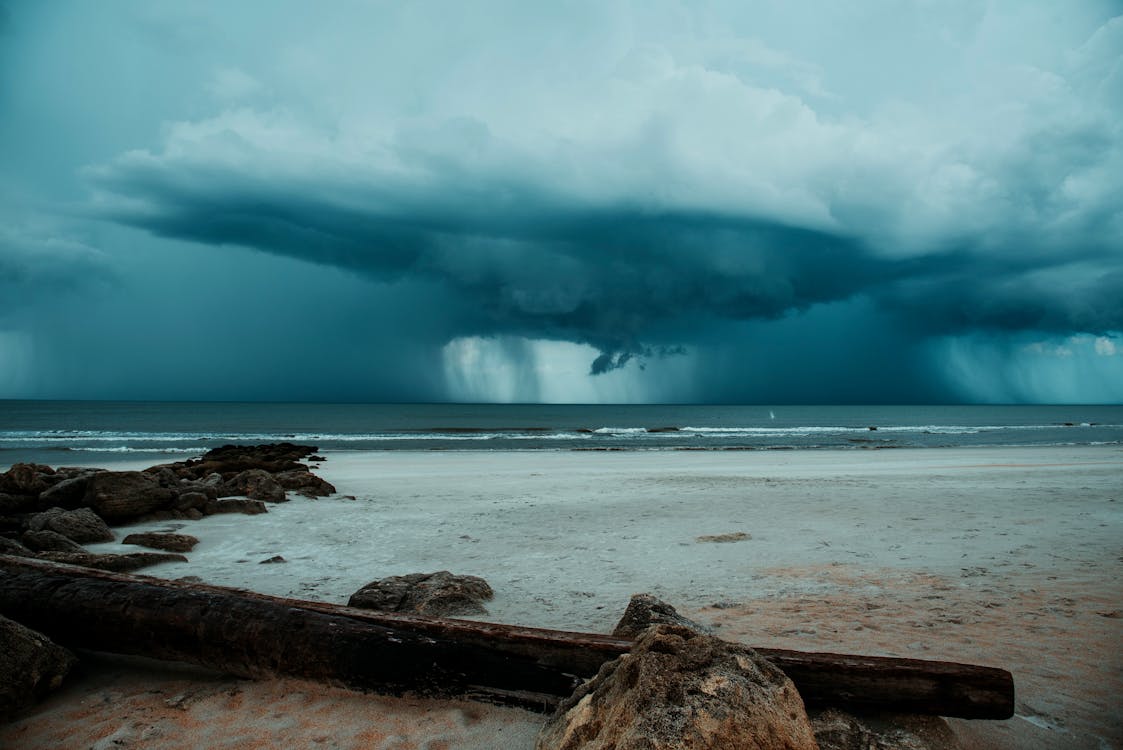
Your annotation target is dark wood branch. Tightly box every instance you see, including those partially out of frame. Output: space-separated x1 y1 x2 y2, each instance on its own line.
0 555 1013 718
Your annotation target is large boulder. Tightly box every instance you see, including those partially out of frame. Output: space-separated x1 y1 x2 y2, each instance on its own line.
28 507 114 544
0 614 77 722
348 571 494 617
82 472 178 522
219 469 286 503
536 624 818 750
122 532 198 553
37 472 98 509
274 470 336 498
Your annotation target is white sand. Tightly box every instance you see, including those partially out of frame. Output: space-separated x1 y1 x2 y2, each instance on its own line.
3 445 1121 749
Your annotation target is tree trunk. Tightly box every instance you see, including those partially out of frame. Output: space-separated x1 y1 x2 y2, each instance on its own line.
0 555 1013 718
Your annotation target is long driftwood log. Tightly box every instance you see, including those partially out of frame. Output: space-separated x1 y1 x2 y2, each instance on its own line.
0 555 1013 718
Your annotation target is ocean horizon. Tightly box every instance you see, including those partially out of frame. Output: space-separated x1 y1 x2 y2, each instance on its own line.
2 400 1121 467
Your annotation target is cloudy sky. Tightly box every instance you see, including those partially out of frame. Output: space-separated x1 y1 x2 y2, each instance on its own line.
1 0 1121 403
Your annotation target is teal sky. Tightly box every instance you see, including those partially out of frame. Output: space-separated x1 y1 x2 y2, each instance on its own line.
1 1 1121 403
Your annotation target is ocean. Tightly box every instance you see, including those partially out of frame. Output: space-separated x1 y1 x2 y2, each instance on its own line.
1 401 1121 467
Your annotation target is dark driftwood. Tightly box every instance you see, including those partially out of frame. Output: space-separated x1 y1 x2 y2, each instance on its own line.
0 555 1013 717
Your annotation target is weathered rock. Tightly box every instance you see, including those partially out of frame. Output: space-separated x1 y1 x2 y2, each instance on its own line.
811 709 962 750
172 491 210 511
21 530 85 553
613 593 714 639
202 497 268 516
219 469 286 503
348 571 494 617
29 507 114 543
536 624 818 750
82 471 178 522
37 473 96 508
0 463 56 496
168 443 320 480
122 532 199 553
0 536 35 557
274 470 336 497
35 551 187 572
0 614 77 722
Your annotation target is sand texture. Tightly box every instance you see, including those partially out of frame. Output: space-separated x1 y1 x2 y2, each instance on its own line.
2 445 1120 749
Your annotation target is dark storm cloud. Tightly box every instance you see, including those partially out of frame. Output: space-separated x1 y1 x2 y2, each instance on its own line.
87 136 1123 373
90 153 896 366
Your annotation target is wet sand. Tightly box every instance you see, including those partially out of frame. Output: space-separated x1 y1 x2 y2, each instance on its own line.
3 445 1120 748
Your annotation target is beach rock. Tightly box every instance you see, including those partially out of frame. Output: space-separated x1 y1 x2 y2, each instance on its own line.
0 536 35 557
29 507 115 543
202 497 268 516
274 470 336 497
0 463 57 497
536 624 817 750
348 571 494 617
612 593 714 639
811 709 962 750
21 530 84 553
82 471 178 522
0 614 77 722
37 473 97 508
171 443 320 479
172 491 210 511
122 532 199 553
36 551 187 572
219 469 286 503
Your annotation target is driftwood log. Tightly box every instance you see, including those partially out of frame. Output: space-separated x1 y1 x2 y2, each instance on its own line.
0 555 1013 718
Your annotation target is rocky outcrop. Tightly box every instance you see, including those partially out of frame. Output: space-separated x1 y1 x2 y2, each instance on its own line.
28 507 114 544
348 571 494 617
535 624 818 750
0 614 77 722
172 443 324 479
613 593 714 638
35 551 187 572
219 469 286 503
274 469 336 498
37 471 100 508
122 532 199 553
82 472 177 523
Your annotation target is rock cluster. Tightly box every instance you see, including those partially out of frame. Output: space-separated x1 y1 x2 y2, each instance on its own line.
0 443 334 573
349 571 494 617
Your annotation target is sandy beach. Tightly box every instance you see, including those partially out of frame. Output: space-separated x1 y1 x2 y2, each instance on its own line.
2 445 1121 749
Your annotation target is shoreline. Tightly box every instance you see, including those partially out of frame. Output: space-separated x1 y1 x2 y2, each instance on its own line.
3 444 1121 749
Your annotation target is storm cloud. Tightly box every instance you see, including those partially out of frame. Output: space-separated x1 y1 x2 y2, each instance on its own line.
2 0 1122 401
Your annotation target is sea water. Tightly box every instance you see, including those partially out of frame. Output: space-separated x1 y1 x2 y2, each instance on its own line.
2 401 1121 467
